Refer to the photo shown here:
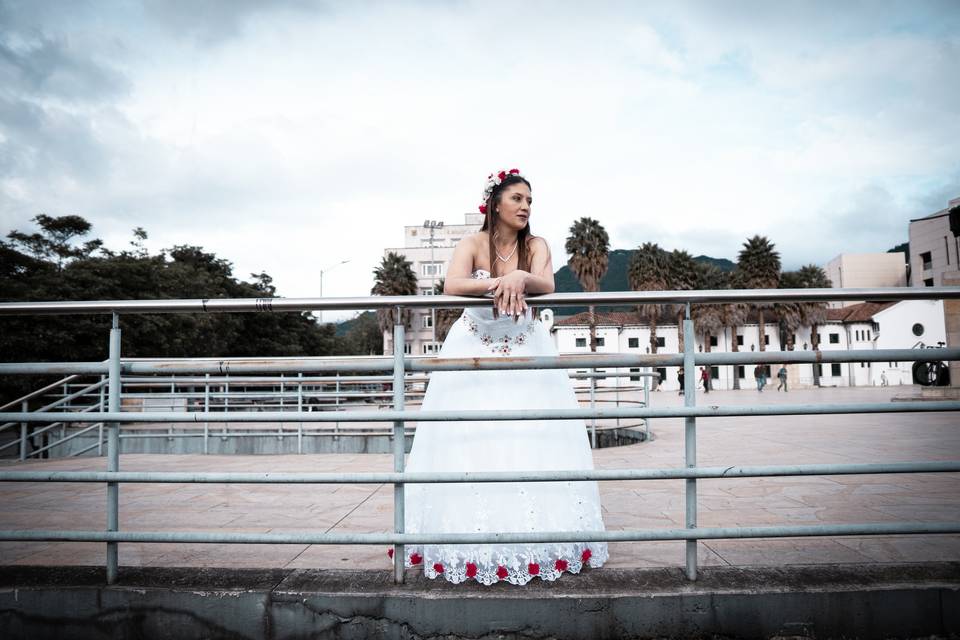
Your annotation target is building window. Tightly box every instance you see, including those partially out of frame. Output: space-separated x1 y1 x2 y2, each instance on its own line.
575 337 587 348
912 323 924 337
920 251 932 271
945 237 951 265
736 365 745 379
867 330 871 340
421 262 443 277
629 367 640 382
924 278 934 287
829 333 840 344
422 315 433 329
709 336 718 347
736 335 744 346
420 288 435 296
816 364 823 377
764 334 770 345
710 366 719 379
831 363 842 377
422 343 438 354
655 367 667 384
403 343 412 355
656 337 665 348
628 337 639 348
595 337 605 347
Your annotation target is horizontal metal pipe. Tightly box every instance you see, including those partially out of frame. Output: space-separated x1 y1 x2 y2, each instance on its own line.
1 461 956 485
1 287 958 316
2 401 958 424
27 422 102 457
2 347 955 376
1 522 957 544
0 374 82 411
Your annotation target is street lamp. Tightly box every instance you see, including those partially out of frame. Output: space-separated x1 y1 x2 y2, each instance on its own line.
423 220 444 349
318 259 350 325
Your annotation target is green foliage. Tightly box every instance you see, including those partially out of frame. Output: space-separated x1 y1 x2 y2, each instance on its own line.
371 252 418 333
0 215 345 403
565 217 610 293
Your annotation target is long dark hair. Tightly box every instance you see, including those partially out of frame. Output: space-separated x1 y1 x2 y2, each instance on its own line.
480 174 532 277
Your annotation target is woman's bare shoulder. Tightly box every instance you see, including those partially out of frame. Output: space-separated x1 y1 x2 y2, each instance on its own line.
525 235 549 251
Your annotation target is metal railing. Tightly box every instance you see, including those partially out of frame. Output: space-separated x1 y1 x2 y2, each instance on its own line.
1 286 959 585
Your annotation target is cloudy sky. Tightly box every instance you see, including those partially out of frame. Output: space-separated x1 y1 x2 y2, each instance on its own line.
2 1 958 320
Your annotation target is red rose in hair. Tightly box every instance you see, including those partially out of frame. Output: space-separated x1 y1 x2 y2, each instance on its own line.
497 170 507 180
478 204 487 214
496 565 508 580
528 563 540 576
466 562 477 578
410 553 422 565
433 563 444 574
555 559 568 572
581 548 592 563
387 548 394 559
509 168 520 175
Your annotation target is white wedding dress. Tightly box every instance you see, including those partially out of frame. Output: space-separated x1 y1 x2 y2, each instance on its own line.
401 270 608 585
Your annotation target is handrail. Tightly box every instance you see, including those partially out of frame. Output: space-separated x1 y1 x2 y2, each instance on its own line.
0 286 958 316
0 373 82 412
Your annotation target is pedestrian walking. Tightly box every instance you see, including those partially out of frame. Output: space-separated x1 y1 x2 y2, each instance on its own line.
677 368 685 395
880 371 889 387
753 364 764 391
700 366 710 393
777 365 788 392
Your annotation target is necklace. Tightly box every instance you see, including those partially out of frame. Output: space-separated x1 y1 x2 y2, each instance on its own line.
495 240 518 263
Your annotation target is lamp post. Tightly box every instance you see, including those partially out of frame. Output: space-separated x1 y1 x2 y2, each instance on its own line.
423 220 444 349
319 259 350 325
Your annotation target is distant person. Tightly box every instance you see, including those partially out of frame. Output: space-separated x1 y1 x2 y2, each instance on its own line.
677 368 685 395
880 371 889 387
700 366 710 393
754 364 765 391
777 365 788 392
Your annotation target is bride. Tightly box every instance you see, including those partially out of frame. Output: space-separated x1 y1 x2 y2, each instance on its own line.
399 168 608 585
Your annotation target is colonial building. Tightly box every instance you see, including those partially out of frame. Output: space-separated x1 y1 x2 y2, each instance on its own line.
382 213 483 356
549 299 946 391
908 196 960 287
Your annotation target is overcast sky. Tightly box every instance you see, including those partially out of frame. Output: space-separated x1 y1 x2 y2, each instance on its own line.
2 0 958 320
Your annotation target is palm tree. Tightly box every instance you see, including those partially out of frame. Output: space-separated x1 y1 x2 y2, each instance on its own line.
793 264 832 386
724 268 749 390
692 263 728 353
666 250 700 353
565 217 610 352
371 252 418 344
736 236 781 352
627 243 669 362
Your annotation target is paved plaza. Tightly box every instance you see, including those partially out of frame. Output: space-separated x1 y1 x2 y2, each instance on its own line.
1 386 958 572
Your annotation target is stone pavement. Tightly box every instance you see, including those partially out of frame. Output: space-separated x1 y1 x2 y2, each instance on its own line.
1 386 958 572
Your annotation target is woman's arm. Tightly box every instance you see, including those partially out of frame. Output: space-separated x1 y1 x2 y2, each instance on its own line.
442 234 500 296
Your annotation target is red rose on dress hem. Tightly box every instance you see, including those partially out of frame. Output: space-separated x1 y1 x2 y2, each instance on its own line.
433 563 444 574
555 559 568 572
581 548 592 563
496 565 508 580
410 553 422 565
528 563 540 576
466 562 477 578
387 548 394 559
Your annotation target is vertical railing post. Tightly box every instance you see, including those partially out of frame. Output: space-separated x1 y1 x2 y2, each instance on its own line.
643 371 650 438
297 373 304 454
392 307 406 583
589 370 597 448
167 376 174 443
19 400 28 461
334 374 340 440
222 379 229 442
683 303 698 581
278 374 285 443
98 376 105 456
106 312 121 584
203 374 210 455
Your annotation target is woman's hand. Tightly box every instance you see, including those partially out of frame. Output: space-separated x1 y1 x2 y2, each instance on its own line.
493 270 528 317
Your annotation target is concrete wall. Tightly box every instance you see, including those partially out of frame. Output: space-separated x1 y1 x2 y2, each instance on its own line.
825 253 908 308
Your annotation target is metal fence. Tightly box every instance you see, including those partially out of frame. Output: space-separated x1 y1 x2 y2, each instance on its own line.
1 286 959 585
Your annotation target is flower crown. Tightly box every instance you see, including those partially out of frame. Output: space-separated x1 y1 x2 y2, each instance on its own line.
478 168 524 214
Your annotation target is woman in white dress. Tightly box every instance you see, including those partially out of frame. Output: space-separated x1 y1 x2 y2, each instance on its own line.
397 168 608 585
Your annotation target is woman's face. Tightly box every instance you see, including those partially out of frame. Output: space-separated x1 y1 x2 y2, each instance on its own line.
495 182 532 232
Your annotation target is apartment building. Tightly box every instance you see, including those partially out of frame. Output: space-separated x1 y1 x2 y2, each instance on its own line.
908 196 960 287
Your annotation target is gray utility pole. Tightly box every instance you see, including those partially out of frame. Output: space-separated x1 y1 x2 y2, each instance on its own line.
423 220 444 350
319 259 350 324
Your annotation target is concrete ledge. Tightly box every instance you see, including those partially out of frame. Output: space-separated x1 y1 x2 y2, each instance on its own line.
1 563 958 639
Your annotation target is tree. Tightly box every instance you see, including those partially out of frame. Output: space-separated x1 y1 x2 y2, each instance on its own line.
787 264 832 386
6 214 102 270
371 252 418 336
736 236 781 352
723 269 750 390
666 249 700 353
565 217 610 352
692 263 728 354
627 242 669 390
